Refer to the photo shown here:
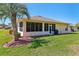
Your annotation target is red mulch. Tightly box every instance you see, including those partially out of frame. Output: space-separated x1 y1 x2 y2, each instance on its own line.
3 37 32 48
3 32 32 48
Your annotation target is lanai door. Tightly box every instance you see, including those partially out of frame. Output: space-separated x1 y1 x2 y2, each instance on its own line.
49 25 52 34
49 24 56 34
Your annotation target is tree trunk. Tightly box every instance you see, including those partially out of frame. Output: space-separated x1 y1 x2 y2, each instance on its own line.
11 13 19 41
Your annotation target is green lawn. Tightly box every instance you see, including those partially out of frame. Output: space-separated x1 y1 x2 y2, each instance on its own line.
0 29 79 56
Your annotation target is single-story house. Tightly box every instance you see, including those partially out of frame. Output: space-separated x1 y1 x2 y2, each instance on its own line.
17 16 72 36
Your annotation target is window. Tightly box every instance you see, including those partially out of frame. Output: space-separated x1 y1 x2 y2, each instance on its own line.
26 22 42 32
19 22 23 31
44 23 48 31
65 26 68 31
19 22 23 27
65 28 68 31
52 24 55 31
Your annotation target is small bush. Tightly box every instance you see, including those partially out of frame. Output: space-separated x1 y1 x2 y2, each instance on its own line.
9 29 13 34
29 38 49 48
17 33 21 38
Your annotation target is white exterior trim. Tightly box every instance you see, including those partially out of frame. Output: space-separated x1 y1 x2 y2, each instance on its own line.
18 31 54 36
42 22 44 32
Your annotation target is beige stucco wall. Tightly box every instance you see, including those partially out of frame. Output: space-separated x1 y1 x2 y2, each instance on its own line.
56 23 71 34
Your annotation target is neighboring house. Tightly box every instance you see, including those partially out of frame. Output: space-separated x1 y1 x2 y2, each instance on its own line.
4 25 12 29
0 26 3 29
0 24 3 29
17 16 72 36
0 24 12 29
5 23 12 29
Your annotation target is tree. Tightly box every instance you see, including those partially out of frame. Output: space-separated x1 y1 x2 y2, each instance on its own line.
75 22 79 30
0 3 30 41
75 22 79 27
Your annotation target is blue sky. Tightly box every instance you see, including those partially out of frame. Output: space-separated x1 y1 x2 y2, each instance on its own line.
26 3 79 24
0 3 79 25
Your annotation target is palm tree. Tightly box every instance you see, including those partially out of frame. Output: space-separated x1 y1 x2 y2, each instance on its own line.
0 3 30 41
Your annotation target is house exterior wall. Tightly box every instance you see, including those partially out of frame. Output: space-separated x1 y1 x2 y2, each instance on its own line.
71 26 78 31
56 23 71 34
74 27 78 31
17 19 71 36
25 31 54 36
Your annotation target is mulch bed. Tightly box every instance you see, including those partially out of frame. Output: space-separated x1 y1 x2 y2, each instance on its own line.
3 37 32 48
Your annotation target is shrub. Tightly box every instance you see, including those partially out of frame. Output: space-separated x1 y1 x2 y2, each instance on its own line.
17 33 21 38
9 29 13 34
29 38 49 48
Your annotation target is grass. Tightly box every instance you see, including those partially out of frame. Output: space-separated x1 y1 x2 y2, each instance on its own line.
0 29 79 56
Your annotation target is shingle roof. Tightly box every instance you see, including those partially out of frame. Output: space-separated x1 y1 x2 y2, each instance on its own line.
31 16 69 24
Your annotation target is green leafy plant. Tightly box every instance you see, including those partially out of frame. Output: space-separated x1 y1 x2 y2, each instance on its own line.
29 38 49 48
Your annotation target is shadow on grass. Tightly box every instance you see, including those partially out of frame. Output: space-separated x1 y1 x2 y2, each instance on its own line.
61 32 78 34
54 32 78 36
29 38 49 49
